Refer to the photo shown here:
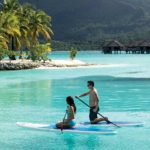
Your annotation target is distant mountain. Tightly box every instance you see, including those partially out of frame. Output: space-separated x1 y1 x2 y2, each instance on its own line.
2 0 150 42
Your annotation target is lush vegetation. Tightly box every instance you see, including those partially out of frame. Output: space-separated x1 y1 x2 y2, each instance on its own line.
52 41 102 51
30 43 51 61
0 0 53 61
16 0 150 44
69 47 77 60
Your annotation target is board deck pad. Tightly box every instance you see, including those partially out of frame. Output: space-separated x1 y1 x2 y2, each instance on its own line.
17 122 117 135
80 121 144 127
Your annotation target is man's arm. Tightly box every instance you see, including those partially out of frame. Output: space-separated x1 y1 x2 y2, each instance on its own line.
76 91 90 98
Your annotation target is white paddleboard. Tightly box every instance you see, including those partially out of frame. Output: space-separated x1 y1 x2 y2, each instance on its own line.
80 121 144 127
17 122 117 135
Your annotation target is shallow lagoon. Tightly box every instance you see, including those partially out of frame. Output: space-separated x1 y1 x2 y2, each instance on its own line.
0 51 150 150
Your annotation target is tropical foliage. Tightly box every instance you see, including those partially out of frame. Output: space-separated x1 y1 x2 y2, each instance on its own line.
30 43 51 61
0 0 53 60
0 47 6 61
69 47 78 60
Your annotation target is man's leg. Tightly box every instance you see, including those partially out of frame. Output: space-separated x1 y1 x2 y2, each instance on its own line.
89 108 94 123
92 117 108 124
90 108 108 124
89 108 99 124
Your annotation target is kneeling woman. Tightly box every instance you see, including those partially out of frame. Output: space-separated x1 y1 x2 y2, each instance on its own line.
56 96 76 129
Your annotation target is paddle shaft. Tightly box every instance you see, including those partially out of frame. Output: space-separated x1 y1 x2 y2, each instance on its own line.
61 111 67 133
76 97 120 127
63 112 67 122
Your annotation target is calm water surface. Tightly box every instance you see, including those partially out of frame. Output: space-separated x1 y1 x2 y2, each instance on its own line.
0 51 150 150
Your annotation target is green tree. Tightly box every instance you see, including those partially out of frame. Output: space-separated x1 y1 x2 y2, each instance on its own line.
0 47 7 61
0 0 53 61
30 43 51 61
28 10 53 46
0 11 21 59
2 0 20 12
69 47 78 60
0 35 8 50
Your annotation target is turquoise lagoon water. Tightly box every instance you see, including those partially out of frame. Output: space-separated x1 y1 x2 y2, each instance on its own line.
0 51 150 150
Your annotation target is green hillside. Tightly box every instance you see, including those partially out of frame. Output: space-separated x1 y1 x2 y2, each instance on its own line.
2 0 150 42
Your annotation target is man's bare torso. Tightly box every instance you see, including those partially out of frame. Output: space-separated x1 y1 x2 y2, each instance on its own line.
89 88 99 107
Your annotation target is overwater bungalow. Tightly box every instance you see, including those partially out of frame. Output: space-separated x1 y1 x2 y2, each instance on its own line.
127 41 150 54
138 41 150 54
103 40 150 54
102 40 124 54
126 41 142 54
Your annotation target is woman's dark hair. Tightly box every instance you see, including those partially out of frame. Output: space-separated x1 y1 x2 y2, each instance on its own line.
66 96 76 113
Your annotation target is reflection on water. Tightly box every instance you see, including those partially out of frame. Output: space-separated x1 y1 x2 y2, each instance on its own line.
0 80 53 107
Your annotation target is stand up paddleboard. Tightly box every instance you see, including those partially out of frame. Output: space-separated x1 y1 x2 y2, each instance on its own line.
80 121 144 127
17 122 116 135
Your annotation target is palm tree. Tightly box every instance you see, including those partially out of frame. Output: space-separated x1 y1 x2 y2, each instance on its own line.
28 10 53 46
17 5 31 51
0 0 22 59
0 11 21 59
2 0 20 13
0 0 53 60
0 35 8 50
2 0 30 47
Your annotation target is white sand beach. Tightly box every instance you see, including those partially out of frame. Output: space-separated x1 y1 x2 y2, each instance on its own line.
37 59 127 69
0 59 128 70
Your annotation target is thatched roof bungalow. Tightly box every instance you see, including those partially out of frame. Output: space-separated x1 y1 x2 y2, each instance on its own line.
127 41 143 49
103 40 124 54
127 40 150 54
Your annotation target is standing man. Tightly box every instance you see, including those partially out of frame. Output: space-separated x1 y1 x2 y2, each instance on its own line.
76 81 108 124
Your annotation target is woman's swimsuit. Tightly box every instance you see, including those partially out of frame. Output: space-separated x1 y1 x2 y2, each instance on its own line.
67 109 76 127
68 119 76 127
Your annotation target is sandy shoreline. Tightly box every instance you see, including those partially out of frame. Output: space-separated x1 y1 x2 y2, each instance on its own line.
37 63 127 69
0 59 127 70
37 59 127 69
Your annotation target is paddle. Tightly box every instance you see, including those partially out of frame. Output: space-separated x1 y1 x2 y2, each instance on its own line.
76 97 120 128
61 111 67 133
